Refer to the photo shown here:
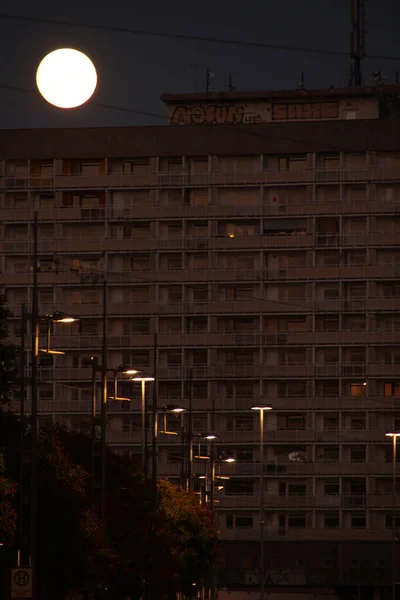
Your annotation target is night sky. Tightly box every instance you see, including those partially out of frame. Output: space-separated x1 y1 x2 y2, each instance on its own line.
0 0 399 129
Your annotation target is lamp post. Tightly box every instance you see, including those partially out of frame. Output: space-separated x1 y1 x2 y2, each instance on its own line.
187 368 193 491
251 404 273 600
90 360 139 500
386 432 400 600
131 376 155 478
19 303 27 567
159 404 185 436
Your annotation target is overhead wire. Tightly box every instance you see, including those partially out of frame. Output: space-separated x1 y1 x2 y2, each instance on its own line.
1 12 400 62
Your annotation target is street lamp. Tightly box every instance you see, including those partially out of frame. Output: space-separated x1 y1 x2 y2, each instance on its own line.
159 404 186 435
107 365 141 401
386 432 400 600
251 403 273 600
89 361 140 499
131 375 155 478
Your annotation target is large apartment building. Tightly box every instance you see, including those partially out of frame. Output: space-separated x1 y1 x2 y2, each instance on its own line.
2 85 400 598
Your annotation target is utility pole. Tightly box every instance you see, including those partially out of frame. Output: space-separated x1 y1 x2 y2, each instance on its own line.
30 212 39 600
348 0 366 87
151 333 158 488
19 303 26 566
91 356 98 501
100 278 108 548
187 368 193 491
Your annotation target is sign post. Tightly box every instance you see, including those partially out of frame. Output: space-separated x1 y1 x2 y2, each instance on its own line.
11 568 32 599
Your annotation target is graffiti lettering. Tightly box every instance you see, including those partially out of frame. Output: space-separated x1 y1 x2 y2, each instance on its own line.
272 101 339 120
170 104 262 125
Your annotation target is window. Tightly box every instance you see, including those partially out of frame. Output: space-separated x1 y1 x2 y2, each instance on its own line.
226 515 234 528
264 218 306 236
278 381 307 398
351 514 366 529
385 382 400 397
130 351 150 367
81 291 99 304
319 251 341 266
287 514 306 528
385 514 400 528
350 382 366 397
343 316 366 331
191 286 208 301
323 447 339 462
130 318 150 334
226 416 253 432
316 316 339 331
346 250 366 266
167 255 182 270
323 155 340 170
324 415 339 431
226 514 253 529
235 417 253 431
236 449 253 461
225 479 253 495
325 559 332 567
324 348 339 364
79 321 99 335
287 483 306 496
321 381 339 397
350 415 365 430
324 512 339 528
235 516 253 528
277 414 306 430
350 446 366 463
131 254 151 271
168 287 182 302
324 481 339 495
167 351 181 366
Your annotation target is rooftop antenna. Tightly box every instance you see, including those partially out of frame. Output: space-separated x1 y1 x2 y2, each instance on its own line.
297 72 305 90
348 0 366 87
228 74 236 92
205 68 215 93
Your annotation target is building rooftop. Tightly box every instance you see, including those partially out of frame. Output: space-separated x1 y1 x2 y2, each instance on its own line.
161 84 400 105
1 118 400 159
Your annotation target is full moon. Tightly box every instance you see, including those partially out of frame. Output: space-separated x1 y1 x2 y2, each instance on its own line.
36 48 97 109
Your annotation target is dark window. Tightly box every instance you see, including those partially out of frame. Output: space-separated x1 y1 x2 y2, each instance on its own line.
351 514 366 529
324 512 340 528
287 514 306 528
235 516 253 528
225 479 253 495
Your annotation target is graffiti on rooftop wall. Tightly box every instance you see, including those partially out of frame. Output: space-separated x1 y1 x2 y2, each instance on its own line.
244 568 325 586
272 101 339 120
169 104 264 125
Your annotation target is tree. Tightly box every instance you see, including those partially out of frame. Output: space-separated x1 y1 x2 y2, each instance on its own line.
0 452 17 545
158 479 219 596
0 295 19 405
57 426 219 599
36 428 114 597
0 415 219 599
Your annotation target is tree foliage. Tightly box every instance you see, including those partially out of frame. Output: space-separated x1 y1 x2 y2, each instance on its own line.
0 295 19 405
0 452 17 545
0 413 219 598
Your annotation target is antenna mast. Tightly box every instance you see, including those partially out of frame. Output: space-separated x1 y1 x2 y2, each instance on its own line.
348 0 366 87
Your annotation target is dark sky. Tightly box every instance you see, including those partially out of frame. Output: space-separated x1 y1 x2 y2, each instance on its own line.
0 0 399 129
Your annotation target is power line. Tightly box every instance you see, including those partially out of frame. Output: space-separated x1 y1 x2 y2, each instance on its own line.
1 12 400 62
0 83 167 121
